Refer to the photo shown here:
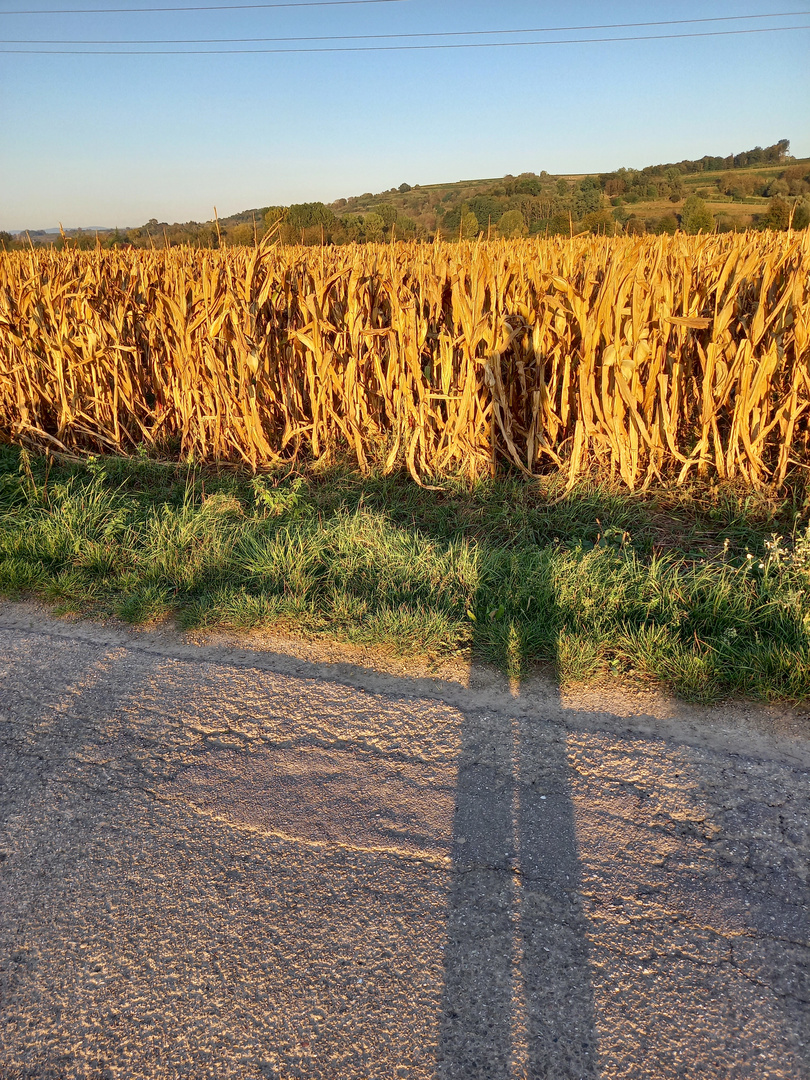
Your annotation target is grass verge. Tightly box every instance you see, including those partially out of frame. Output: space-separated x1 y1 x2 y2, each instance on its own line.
1 445 809 703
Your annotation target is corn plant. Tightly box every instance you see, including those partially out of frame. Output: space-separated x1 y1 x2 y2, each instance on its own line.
1 231 808 489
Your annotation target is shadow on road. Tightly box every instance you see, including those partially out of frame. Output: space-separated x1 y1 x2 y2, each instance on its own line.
438 702 600 1079
2 608 810 1079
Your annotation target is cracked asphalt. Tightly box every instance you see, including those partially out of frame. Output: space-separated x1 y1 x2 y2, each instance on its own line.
0 602 809 1079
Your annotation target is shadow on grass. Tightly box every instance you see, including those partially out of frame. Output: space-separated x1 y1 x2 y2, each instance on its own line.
1 446 810 702
435 561 601 1078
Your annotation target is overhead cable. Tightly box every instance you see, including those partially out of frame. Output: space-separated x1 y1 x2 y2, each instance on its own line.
2 23 809 52
0 0 405 14
5 9 810 43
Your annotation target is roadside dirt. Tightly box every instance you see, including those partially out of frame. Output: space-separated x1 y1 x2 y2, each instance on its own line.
1 600 808 1079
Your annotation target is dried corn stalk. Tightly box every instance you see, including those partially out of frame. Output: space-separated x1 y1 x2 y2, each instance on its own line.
1 231 808 489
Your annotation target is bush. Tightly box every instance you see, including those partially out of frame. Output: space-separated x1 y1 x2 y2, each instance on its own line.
653 213 679 235
758 197 791 231
497 210 527 238
680 195 715 234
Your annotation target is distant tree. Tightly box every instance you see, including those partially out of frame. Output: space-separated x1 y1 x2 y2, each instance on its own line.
793 199 810 231
0 230 13 250
604 179 626 198
714 214 738 234
398 182 412 193
719 172 741 198
653 213 679 235
514 173 542 196
782 165 810 194
468 195 504 230
227 223 255 246
362 212 385 242
496 209 527 238
758 197 791 230
61 229 96 251
721 173 763 201
772 138 791 163
547 213 572 236
286 202 336 232
264 206 285 234
459 209 479 239
594 210 617 233
680 195 714 234
572 180 602 218
377 203 398 229
394 213 418 237
624 216 646 236
766 178 790 198
280 202 338 244
514 192 554 228
439 202 478 238
341 215 364 243
581 209 616 235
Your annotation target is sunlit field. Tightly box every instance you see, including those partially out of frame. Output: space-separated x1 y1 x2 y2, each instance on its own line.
3 232 810 701
2 232 808 489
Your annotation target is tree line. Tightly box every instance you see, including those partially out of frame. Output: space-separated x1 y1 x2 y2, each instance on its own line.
3 139 807 252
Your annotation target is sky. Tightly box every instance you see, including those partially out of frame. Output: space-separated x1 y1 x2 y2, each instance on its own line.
1 0 809 231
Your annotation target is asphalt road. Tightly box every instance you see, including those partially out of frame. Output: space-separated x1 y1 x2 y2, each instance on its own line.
1 604 808 1079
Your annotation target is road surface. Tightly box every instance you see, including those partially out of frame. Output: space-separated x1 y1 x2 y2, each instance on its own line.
1 603 808 1079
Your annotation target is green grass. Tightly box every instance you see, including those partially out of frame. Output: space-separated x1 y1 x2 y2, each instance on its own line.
2 444 810 703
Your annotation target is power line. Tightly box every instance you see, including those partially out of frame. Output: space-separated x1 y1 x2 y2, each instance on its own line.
5 10 809 43
2 23 809 52
0 0 405 14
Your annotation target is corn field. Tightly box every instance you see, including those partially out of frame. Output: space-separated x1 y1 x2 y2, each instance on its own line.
1 232 809 488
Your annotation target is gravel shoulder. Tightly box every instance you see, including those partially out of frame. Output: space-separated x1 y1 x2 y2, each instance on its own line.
1 600 808 1079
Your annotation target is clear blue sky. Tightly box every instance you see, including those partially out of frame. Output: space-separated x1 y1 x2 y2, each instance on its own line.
2 0 809 230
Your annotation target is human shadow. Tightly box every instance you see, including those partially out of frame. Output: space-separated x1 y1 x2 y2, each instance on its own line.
428 465 603 1077
437 554 600 1080
437 698 600 1079
4 598 809 1079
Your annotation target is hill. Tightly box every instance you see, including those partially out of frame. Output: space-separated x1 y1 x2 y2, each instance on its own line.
5 138 808 250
